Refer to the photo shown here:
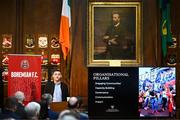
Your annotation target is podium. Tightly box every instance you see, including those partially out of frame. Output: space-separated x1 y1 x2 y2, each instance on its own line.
50 101 68 112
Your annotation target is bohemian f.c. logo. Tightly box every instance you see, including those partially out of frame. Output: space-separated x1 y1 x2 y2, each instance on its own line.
20 60 29 69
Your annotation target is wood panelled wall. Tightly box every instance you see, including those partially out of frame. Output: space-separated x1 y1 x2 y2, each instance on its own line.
69 0 88 104
70 0 161 106
0 0 16 53
171 0 180 115
0 0 180 117
70 0 180 117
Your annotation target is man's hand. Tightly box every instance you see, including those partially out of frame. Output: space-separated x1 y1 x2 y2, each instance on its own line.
103 35 110 40
103 35 110 43
108 38 118 45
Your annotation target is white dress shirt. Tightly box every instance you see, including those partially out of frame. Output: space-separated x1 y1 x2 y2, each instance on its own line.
53 82 62 102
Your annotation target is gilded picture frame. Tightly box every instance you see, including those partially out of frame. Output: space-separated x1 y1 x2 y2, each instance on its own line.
87 2 143 67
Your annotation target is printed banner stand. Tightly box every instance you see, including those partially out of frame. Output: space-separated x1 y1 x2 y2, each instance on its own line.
8 54 41 103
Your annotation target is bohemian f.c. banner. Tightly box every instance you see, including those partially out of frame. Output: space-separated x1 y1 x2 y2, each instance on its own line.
8 54 41 102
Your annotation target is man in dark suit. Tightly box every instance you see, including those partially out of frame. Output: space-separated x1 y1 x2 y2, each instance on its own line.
68 96 88 120
14 91 26 119
103 11 134 59
0 97 20 119
44 70 69 102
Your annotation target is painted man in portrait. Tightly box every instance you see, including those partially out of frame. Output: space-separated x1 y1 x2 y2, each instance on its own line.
94 9 136 60
102 11 134 59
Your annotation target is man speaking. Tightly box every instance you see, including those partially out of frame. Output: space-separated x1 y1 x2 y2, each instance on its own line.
44 70 69 102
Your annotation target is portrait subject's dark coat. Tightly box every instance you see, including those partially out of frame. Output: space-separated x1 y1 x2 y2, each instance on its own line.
104 24 134 59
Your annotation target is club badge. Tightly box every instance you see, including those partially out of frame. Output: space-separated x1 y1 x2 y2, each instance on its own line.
20 60 30 69
2 34 12 48
38 36 48 48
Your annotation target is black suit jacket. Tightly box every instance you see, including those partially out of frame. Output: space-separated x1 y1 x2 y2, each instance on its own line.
44 81 69 101
15 102 26 119
0 109 21 119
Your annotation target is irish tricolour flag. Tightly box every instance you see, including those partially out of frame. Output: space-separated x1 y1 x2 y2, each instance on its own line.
60 0 71 60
